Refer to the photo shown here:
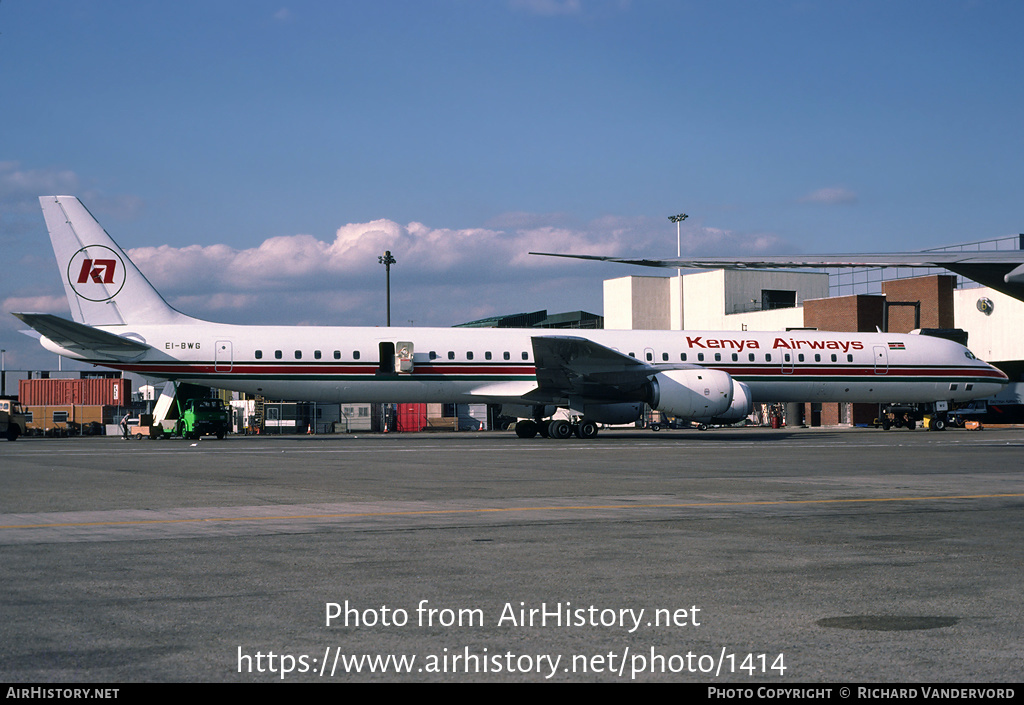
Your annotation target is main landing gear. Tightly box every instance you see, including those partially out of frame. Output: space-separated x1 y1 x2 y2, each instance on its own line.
514 418 600 439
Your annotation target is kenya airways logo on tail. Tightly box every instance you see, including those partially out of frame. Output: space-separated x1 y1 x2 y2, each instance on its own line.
67 246 126 302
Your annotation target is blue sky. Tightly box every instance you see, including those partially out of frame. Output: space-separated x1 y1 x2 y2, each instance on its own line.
2 0 1023 369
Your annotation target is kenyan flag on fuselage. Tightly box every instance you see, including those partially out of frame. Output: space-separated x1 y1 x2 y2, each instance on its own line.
888 342 906 350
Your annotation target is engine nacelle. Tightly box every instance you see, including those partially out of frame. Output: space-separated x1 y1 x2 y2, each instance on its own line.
709 380 753 423
648 368 734 419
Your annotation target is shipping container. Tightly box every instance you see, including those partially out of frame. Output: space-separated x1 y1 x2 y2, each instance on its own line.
396 403 427 432
19 378 130 407
23 404 108 436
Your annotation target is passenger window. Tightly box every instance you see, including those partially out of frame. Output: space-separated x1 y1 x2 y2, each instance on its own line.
831 354 837 362
429 351 437 360
714 353 721 362
681 353 687 361
815 354 821 362
485 351 492 360
847 354 853 362
522 352 529 360
354 351 360 360
646 352 653 361
798 354 804 362
334 351 341 360
467 351 474 360
295 350 302 359
314 350 322 359
275 350 282 359
448 351 455 360
732 353 738 362
503 352 510 360
765 354 772 362
748 353 755 362
697 353 705 362
662 352 669 362
255 350 263 360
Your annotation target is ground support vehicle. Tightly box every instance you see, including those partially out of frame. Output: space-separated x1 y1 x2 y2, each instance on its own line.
1 399 27 441
154 398 231 440
877 402 950 431
177 398 230 439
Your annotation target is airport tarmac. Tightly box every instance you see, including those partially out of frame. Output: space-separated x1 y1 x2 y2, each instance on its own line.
1 427 1022 683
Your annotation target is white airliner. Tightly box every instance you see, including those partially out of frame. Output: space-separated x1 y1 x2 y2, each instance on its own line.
13 196 1009 439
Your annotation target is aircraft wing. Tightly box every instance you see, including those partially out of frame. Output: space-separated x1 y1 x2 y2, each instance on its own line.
526 335 692 404
13 313 151 359
530 250 1024 301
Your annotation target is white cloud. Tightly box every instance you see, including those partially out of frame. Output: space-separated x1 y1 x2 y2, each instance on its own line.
0 164 144 221
123 212 790 327
799 187 858 205
2 295 69 314
0 163 80 211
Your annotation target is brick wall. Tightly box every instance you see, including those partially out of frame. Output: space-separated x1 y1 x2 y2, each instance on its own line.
881 275 955 331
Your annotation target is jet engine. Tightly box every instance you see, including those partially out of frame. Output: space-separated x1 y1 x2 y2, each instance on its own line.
647 368 734 419
708 380 753 423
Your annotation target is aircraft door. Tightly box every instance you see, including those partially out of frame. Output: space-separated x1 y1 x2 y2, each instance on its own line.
873 346 888 374
396 341 414 373
379 341 414 374
215 341 233 372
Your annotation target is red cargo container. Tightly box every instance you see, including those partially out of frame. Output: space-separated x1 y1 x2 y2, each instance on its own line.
396 403 427 432
19 378 130 406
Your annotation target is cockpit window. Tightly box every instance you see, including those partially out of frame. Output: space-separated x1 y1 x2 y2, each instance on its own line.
964 350 977 360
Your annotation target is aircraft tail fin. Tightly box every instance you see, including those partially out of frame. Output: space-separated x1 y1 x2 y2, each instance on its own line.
39 195 195 326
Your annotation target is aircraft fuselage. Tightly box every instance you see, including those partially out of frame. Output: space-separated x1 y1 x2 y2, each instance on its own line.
40 323 1008 405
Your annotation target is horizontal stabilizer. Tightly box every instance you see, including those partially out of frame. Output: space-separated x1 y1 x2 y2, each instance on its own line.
13 313 151 359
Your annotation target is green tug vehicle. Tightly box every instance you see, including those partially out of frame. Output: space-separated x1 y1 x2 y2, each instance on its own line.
149 395 231 440
174 398 231 440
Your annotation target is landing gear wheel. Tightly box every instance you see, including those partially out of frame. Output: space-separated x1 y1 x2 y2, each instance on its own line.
575 420 599 439
548 419 573 440
515 420 538 439
650 423 661 432
931 416 946 431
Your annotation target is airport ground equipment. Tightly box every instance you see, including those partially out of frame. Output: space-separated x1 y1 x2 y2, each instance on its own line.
1 399 28 441
876 402 951 431
166 398 231 439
